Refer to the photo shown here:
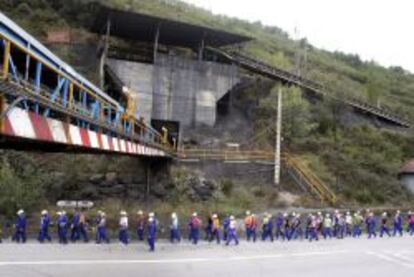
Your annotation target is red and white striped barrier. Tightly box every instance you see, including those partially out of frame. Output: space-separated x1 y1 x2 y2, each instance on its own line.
1 106 167 157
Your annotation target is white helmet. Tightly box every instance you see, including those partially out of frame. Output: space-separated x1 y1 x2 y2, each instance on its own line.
317 211 322 216
171 212 177 218
56 211 62 216
246 210 251 216
41 210 48 215
192 212 197 217
137 210 143 215
346 211 350 215
212 214 218 219
382 212 387 217
120 210 127 216
230 215 235 220
17 209 24 215
283 213 288 217
149 212 155 218
61 210 66 215
101 212 106 217
326 213 330 217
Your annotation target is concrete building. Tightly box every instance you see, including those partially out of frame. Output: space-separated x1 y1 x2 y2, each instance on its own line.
399 160 414 193
92 3 251 136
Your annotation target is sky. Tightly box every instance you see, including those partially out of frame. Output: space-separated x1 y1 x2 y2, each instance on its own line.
183 0 414 72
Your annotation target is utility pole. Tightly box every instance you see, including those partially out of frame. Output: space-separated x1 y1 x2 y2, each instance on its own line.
274 87 282 186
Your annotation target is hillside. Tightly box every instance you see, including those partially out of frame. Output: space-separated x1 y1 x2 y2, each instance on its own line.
1 0 414 211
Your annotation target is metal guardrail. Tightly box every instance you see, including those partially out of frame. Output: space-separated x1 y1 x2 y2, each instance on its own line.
0 73 174 155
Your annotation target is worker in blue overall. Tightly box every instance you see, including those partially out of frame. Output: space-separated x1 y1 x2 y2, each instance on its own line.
290 213 303 240
379 212 391 237
205 214 213 241
226 215 239 246
57 211 68 244
38 210 51 243
275 213 285 240
136 210 145 241
94 210 102 243
119 210 129 245
147 212 157 251
261 213 274 242
13 209 27 243
392 210 403 237
367 212 377 239
170 212 181 243
222 215 230 242
188 212 201 244
308 215 319 242
97 212 109 244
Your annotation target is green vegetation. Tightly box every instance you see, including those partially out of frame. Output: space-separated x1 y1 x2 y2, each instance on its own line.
0 0 414 209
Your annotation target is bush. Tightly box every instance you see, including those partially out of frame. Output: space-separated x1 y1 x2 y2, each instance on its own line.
221 179 234 197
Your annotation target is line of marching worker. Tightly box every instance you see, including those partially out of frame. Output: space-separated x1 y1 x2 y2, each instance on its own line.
2 209 414 251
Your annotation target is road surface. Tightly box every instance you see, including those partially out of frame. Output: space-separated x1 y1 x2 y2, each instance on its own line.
0 236 413 277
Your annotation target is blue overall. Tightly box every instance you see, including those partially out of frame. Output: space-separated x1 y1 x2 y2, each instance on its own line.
95 214 101 243
205 217 213 241
380 218 391 237
38 215 51 242
289 218 302 240
367 216 377 239
71 213 89 242
261 220 274 242
147 219 157 251
247 221 257 242
309 224 319 242
352 223 362 237
189 217 201 244
170 221 181 243
284 218 291 240
119 228 129 245
222 218 230 241
275 216 285 240
58 214 68 244
393 215 403 237
137 218 145 241
323 225 332 239
97 218 109 244
226 226 239 245
13 215 27 243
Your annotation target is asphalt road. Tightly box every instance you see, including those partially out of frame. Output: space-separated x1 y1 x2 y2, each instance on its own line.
0 236 413 277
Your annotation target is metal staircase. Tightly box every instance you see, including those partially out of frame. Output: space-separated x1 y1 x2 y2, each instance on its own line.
283 153 337 205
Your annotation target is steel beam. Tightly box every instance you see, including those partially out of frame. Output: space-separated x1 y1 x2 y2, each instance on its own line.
2 40 10 80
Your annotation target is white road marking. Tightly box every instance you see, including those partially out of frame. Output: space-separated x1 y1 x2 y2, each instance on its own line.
0 250 349 266
365 251 414 269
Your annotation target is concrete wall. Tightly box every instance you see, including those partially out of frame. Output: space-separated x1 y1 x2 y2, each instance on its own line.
400 174 414 194
107 54 239 126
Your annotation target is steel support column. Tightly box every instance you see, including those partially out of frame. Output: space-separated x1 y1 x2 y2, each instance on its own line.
0 94 5 132
153 23 160 64
99 20 111 90
2 40 10 80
